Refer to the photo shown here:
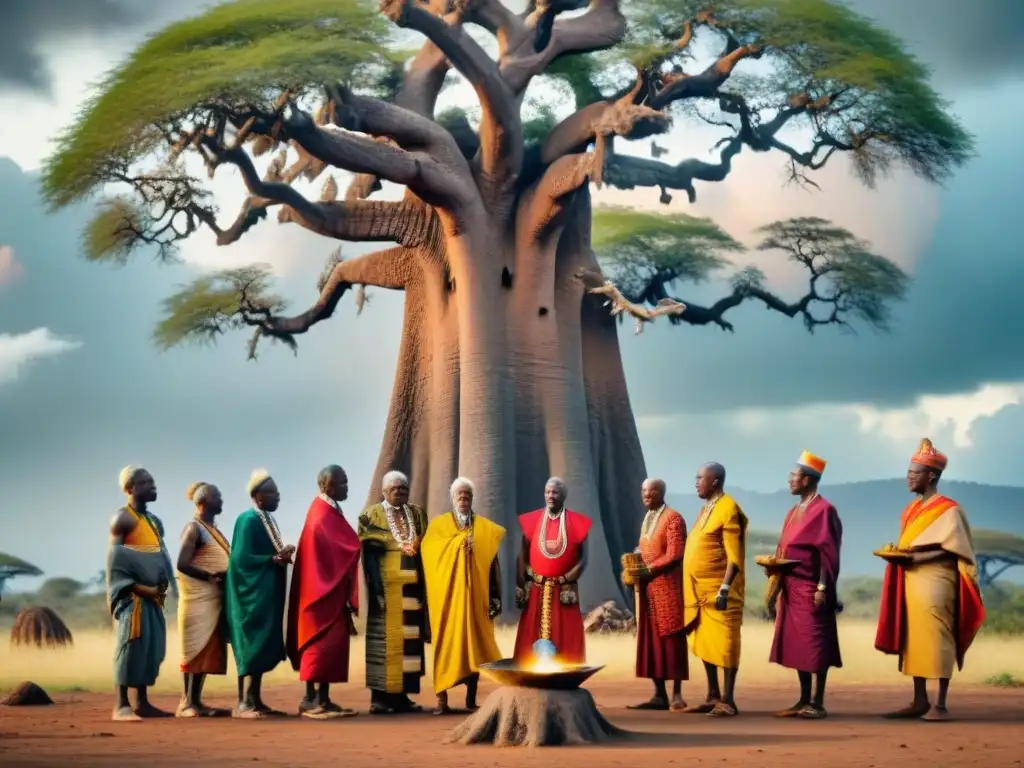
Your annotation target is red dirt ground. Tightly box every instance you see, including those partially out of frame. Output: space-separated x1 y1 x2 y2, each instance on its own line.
1 680 1022 768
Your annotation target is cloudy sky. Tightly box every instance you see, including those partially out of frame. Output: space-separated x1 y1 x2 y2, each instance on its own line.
1 0 1023 587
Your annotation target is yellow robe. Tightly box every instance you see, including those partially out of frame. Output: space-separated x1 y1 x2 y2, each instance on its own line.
683 493 747 668
899 502 977 679
421 512 505 694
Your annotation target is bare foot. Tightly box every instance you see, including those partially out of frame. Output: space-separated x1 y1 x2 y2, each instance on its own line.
175 705 199 718
682 699 718 714
708 701 738 717
112 706 142 722
775 701 807 718
797 704 827 720
232 705 265 719
669 698 687 712
921 705 949 721
883 702 930 719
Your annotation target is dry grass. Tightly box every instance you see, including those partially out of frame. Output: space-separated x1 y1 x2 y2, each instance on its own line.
3 621 1023 694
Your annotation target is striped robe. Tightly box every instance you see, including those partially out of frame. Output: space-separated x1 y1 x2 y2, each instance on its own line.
358 503 428 694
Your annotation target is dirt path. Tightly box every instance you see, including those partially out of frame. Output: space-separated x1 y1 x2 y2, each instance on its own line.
2 681 1022 768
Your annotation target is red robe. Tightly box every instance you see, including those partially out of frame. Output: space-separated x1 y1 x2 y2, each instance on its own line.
286 496 361 683
513 509 592 664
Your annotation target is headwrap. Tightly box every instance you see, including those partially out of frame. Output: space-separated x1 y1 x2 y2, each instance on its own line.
911 438 948 472
796 450 826 479
119 465 143 492
247 468 272 497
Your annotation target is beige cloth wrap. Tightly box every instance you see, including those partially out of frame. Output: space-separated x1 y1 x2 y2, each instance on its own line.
177 525 230 667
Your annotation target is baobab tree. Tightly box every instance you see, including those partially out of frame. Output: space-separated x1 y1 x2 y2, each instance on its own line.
42 0 971 609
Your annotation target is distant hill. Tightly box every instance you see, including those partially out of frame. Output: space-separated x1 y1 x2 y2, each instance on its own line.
667 479 1024 581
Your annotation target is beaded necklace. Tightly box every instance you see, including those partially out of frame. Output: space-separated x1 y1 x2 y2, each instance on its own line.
538 507 568 559
383 500 416 545
255 506 285 553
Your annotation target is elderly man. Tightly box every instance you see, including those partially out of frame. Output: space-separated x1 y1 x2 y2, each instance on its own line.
767 452 843 719
875 439 985 721
176 481 230 718
422 477 505 715
226 469 293 719
287 465 361 719
513 477 592 665
358 470 429 715
625 478 688 711
682 462 748 717
108 465 176 721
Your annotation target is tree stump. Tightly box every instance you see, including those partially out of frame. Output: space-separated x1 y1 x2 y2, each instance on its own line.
1 682 54 706
9 606 73 648
445 687 625 747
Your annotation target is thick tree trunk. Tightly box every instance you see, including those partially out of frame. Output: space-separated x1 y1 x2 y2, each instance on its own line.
361 194 644 616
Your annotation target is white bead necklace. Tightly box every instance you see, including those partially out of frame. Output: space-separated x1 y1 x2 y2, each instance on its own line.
538 507 568 559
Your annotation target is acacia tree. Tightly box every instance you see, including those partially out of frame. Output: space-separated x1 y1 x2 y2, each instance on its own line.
42 0 971 608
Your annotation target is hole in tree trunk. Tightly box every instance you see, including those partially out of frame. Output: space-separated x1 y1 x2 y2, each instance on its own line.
538 306 548 316
501 267 513 289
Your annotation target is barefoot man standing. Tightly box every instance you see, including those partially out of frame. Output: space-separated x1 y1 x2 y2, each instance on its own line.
176 482 231 718
767 452 843 719
875 439 986 721
107 465 176 721
682 462 747 717
287 465 361 719
226 469 293 718
626 478 688 711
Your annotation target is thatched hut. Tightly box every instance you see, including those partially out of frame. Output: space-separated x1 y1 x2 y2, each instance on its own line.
9 606 73 648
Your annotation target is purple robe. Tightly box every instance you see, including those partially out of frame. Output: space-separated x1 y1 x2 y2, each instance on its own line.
768 496 843 672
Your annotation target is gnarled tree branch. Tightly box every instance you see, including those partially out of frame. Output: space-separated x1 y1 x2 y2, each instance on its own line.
244 245 413 359
381 0 521 183
575 268 686 335
503 0 627 93
523 152 598 240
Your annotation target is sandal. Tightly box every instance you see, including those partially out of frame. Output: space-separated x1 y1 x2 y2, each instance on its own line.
708 701 738 717
797 705 827 719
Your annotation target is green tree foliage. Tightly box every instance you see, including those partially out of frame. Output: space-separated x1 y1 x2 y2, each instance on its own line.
39 0 969 354
0 553 43 594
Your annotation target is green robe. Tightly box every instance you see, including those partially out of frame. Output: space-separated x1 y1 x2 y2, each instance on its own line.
226 508 286 676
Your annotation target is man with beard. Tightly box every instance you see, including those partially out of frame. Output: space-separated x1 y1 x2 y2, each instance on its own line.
107 465 176 721
875 439 985 721
287 465 361 719
513 477 592 665
358 470 429 714
226 469 293 718
767 452 843 719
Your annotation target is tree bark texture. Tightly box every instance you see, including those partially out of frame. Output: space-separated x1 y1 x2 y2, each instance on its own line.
445 687 624 747
353 188 641 614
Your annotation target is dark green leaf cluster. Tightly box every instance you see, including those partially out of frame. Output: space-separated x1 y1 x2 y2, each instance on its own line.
756 216 909 330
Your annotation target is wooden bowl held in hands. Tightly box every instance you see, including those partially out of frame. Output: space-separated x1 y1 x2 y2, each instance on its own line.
873 544 912 562
620 552 644 586
754 555 800 572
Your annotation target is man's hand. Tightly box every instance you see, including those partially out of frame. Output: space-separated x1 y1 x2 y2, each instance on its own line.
515 587 527 609
714 588 729 611
209 571 226 585
401 542 418 557
813 589 826 609
273 545 295 565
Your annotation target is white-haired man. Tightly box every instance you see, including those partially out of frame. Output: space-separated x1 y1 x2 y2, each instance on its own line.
107 465 176 721
358 470 429 714
421 477 505 715
225 469 293 719
513 477 592 664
